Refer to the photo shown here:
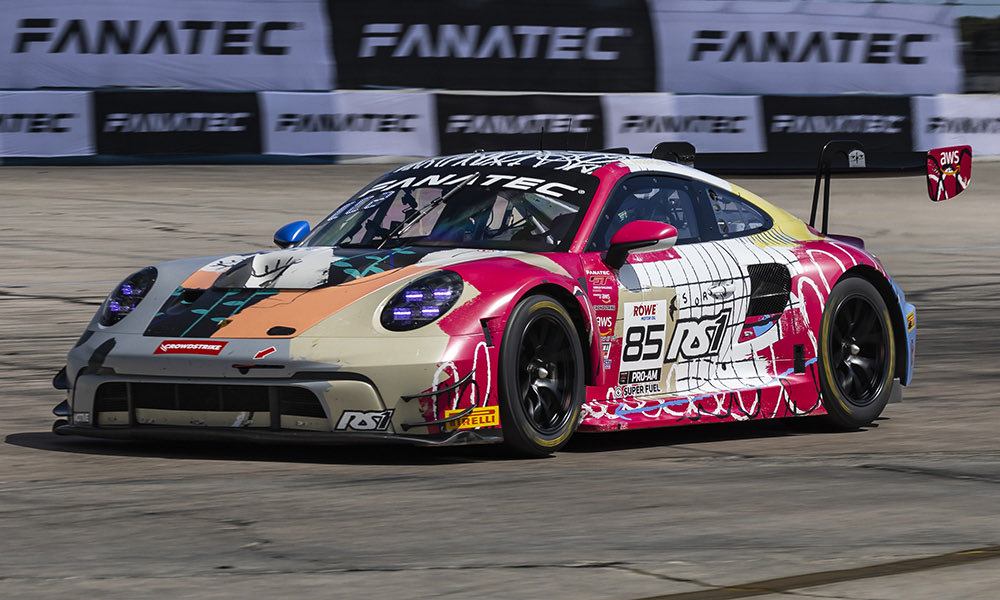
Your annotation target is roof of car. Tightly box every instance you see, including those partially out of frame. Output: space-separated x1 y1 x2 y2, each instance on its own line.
392 150 732 190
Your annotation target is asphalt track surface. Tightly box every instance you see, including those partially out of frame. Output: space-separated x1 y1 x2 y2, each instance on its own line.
1 162 998 599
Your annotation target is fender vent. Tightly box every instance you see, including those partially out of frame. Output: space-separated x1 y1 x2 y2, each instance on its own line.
747 263 791 316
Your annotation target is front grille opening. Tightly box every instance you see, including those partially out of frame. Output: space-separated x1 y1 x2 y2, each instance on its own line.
93 382 327 428
94 382 128 413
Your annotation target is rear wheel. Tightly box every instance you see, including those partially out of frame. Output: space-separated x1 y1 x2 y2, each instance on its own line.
818 277 896 428
498 295 584 456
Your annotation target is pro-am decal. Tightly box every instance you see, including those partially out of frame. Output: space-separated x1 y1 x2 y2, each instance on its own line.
153 340 228 355
619 300 667 395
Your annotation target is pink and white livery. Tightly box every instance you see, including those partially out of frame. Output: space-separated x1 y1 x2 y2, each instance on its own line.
52 144 970 455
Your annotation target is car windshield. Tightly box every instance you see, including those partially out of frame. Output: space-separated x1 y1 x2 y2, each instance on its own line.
304 167 599 252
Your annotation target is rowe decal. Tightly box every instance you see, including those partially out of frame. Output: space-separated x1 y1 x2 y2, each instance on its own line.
444 406 500 430
665 309 730 362
335 409 394 431
154 340 228 355
13 19 300 55
358 24 630 61
689 30 932 64
0 113 76 133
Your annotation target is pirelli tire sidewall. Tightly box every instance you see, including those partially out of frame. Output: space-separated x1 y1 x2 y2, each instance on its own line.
498 295 585 456
818 276 897 429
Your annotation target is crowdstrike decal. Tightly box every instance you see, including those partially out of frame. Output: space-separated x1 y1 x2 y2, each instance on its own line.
12 18 301 55
154 340 228 355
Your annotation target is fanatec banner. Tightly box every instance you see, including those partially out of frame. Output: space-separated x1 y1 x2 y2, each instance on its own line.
0 92 94 157
327 0 655 92
260 92 436 156
1 0 332 90
913 96 1000 157
602 95 765 154
94 91 262 156
648 0 961 94
762 96 913 154
436 94 605 154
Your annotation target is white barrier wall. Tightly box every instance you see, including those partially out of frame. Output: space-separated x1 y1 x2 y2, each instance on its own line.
1 91 997 159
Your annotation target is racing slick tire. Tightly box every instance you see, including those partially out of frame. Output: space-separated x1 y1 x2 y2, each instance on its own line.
498 295 585 456
818 277 897 429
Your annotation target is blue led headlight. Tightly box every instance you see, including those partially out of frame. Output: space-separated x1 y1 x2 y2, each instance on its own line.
99 267 157 326
380 271 463 331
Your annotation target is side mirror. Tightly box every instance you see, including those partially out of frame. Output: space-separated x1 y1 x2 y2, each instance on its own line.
605 221 678 269
273 221 310 248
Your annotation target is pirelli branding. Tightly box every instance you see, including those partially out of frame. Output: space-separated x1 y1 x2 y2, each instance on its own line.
444 406 500 430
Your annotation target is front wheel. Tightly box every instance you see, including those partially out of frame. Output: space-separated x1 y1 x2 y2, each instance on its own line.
818 277 896 429
498 295 584 456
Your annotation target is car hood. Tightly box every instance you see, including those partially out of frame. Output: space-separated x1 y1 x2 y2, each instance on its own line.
139 246 530 339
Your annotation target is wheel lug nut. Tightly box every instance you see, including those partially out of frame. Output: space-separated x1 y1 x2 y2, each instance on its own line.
537 367 549 379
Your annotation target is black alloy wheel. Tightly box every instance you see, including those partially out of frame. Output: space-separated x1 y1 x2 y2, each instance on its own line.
499 295 584 456
818 277 896 428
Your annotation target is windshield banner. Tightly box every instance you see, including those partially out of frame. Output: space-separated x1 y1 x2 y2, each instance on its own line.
648 0 960 94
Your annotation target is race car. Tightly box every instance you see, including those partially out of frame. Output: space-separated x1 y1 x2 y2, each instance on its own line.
51 143 972 455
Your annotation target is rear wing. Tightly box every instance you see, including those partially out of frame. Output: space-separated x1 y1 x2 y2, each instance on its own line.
603 140 973 234
809 141 972 234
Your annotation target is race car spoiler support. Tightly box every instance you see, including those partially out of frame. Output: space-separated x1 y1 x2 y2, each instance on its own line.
810 140 866 235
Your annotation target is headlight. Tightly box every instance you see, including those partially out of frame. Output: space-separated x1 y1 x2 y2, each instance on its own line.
380 271 463 331
99 267 157 326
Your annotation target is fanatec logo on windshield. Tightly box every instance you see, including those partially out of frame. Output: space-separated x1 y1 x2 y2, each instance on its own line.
358 23 630 60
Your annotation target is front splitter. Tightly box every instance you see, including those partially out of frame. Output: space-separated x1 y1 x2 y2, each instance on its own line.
53 422 503 447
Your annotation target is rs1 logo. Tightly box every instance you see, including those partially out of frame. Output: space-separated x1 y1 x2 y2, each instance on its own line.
665 310 730 361
335 409 394 431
